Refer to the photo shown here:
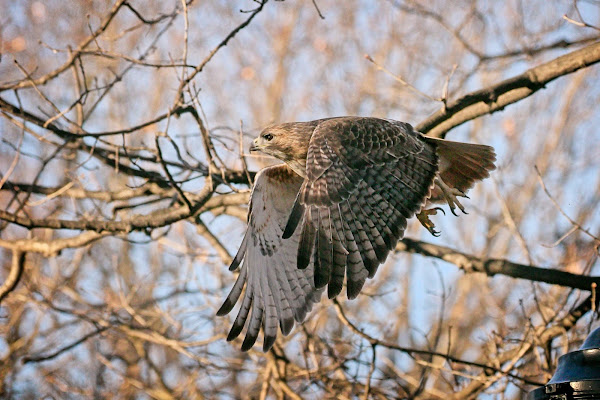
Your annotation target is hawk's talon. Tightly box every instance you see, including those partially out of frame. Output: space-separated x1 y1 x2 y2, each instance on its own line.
435 176 469 216
417 208 443 237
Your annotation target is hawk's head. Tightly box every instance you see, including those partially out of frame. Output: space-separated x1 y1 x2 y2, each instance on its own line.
250 122 316 166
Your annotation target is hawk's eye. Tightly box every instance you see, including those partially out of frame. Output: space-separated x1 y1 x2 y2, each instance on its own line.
263 133 274 141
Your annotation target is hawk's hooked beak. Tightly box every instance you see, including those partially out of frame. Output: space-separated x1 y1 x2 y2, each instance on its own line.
249 139 259 153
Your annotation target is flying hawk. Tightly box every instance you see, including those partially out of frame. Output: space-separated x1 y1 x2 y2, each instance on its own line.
218 117 496 351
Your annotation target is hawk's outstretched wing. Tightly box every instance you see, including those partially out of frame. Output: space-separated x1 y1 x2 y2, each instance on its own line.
283 117 439 299
217 165 322 351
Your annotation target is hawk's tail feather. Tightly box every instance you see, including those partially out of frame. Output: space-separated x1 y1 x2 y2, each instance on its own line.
423 137 496 194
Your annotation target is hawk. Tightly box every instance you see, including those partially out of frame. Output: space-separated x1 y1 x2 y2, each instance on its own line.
218 117 496 351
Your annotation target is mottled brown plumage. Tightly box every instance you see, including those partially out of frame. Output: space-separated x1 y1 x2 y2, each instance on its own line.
220 116 496 351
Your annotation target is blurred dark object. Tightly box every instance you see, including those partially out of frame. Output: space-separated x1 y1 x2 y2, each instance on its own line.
527 327 600 399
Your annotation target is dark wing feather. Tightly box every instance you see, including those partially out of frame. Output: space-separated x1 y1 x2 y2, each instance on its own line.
297 205 316 270
218 165 323 351
327 205 348 298
282 190 304 239
287 117 439 299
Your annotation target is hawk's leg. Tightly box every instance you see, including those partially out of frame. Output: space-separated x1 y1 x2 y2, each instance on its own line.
435 175 469 216
417 207 445 237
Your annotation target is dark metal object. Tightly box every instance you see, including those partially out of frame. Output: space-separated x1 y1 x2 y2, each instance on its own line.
527 327 600 399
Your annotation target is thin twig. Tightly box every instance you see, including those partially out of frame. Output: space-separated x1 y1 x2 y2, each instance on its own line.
535 166 599 243
365 54 440 102
362 344 377 400
332 300 542 385
311 0 325 19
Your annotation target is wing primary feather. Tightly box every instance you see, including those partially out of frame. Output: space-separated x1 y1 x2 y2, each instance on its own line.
217 262 248 316
328 212 347 299
227 269 253 341
273 268 295 335
259 266 278 352
263 332 277 352
241 266 264 351
284 265 310 322
355 184 400 262
340 222 368 299
346 197 380 274
327 203 350 299
314 207 333 289
297 206 316 270
229 229 249 271
265 247 295 336
282 186 305 239
267 243 300 333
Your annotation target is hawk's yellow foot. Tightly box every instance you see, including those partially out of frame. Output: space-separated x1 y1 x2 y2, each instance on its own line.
417 207 445 237
435 176 469 216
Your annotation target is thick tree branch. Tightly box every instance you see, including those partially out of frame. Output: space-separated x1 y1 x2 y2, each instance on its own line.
397 238 599 291
0 232 109 257
0 180 168 201
416 41 600 137
0 186 213 233
0 192 248 235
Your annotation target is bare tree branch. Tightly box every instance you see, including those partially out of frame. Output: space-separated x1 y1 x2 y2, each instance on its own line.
417 41 600 137
397 238 599 291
